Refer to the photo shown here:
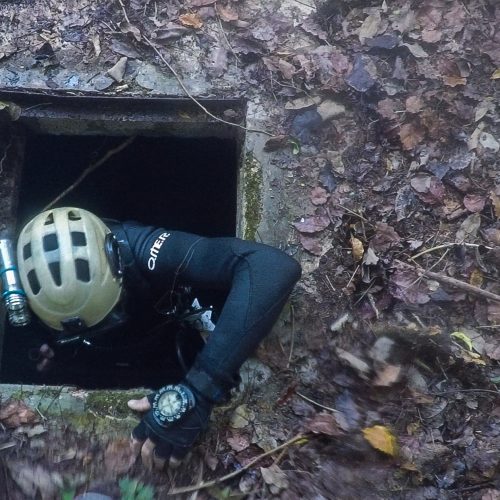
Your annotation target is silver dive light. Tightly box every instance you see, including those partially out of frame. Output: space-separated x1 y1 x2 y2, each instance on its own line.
0 238 31 327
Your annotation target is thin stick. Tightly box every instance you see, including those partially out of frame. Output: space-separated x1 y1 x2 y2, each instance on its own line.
296 392 338 413
411 242 492 260
142 35 273 137
419 269 500 304
215 3 241 64
166 434 307 495
117 0 131 24
287 305 295 368
432 388 499 397
43 136 136 210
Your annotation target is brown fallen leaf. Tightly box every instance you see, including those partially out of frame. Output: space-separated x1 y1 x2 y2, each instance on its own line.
0 400 39 428
227 432 250 452
490 190 500 219
179 13 203 29
293 215 330 233
399 121 426 150
370 222 401 252
362 425 398 456
299 234 323 256
310 186 329 206
351 236 364 262
304 412 340 436
260 464 289 492
104 439 136 475
216 4 238 22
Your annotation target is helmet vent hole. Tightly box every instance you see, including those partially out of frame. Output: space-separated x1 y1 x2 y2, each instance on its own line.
27 270 41 295
75 258 90 282
48 261 62 286
71 231 87 247
43 233 59 252
67 211 81 221
23 243 32 260
44 213 54 225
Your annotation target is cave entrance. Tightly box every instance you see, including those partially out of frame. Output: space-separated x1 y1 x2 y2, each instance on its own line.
0 91 246 389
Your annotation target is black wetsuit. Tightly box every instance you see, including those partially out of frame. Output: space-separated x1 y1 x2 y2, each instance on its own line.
1 222 301 389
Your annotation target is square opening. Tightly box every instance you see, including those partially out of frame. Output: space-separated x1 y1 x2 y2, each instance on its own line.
0 91 246 389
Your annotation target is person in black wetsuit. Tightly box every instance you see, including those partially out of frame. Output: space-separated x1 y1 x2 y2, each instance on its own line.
16 207 301 470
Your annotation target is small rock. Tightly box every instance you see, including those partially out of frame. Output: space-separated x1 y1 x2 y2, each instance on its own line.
479 132 500 152
93 75 114 91
106 57 128 83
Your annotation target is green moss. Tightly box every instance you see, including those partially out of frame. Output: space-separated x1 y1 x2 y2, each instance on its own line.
243 154 263 241
86 390 145 418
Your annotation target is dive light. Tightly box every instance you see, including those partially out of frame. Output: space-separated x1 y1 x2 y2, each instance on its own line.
0 238 31 326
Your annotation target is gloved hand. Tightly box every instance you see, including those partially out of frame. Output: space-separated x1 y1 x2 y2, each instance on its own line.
128 384 213 470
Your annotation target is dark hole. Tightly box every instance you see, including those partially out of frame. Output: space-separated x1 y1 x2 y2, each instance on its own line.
74 258 90 282
23 243 31 260
43 233 59 252
48 261 62 286
71 231 87 247
2 133 238 389
27 269 41 295
44 213 54 225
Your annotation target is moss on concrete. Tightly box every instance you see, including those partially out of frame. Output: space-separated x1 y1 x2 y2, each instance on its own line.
85 390 145 418
242 153 263 241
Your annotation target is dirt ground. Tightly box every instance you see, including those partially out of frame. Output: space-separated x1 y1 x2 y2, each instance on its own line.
0 0 500 498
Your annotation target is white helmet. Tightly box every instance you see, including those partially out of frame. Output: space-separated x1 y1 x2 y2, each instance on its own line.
17 207 122 331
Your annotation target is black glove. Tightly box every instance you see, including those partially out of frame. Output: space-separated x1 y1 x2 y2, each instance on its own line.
132 385 213 462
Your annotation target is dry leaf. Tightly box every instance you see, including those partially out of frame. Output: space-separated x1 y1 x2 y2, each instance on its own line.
443 75 466 87
216 4 238 22
373 364 402 387
370 222 401 252
304 412 340 436
310 186 329 206
362 425 398 456
405 95 423 113
260 464 289 491
463 194 486 213
299 234 323 256
351 236 364 262
455 213 481 243
227 433 250 452
293 215 330 233
107 56 127 83
104 439 136 475
492 69 500 80
0 400 39 428
399 121 425 150
490 191 500 219
179 13 203 29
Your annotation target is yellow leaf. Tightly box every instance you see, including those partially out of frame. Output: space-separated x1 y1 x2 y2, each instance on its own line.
351 236 364 262
491 69 500 80
362 425 398 456
469 269 484 287
450 331 473 351
179 13 203 29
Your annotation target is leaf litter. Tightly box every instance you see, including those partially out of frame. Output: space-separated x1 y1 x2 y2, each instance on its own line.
1 0 500 497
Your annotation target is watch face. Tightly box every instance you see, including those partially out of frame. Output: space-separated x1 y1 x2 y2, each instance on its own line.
153 384 195 424
158 390 183 417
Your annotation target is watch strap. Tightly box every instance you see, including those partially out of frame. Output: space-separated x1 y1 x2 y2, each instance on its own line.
185 366 227 403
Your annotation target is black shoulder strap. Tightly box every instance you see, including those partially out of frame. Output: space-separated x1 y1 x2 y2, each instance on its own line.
103 219 152 303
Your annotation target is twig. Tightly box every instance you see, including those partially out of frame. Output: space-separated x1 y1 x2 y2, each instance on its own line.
43 136 136 210
419 269 500 304
215 3 241 64
142 35 273 137
411 242 492 261
296 392 338 413
432 388 499 397
117 0 131 24
287 304 295 368
166 434 307 495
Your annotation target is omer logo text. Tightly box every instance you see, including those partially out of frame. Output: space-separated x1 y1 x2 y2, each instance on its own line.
148 232 170 270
